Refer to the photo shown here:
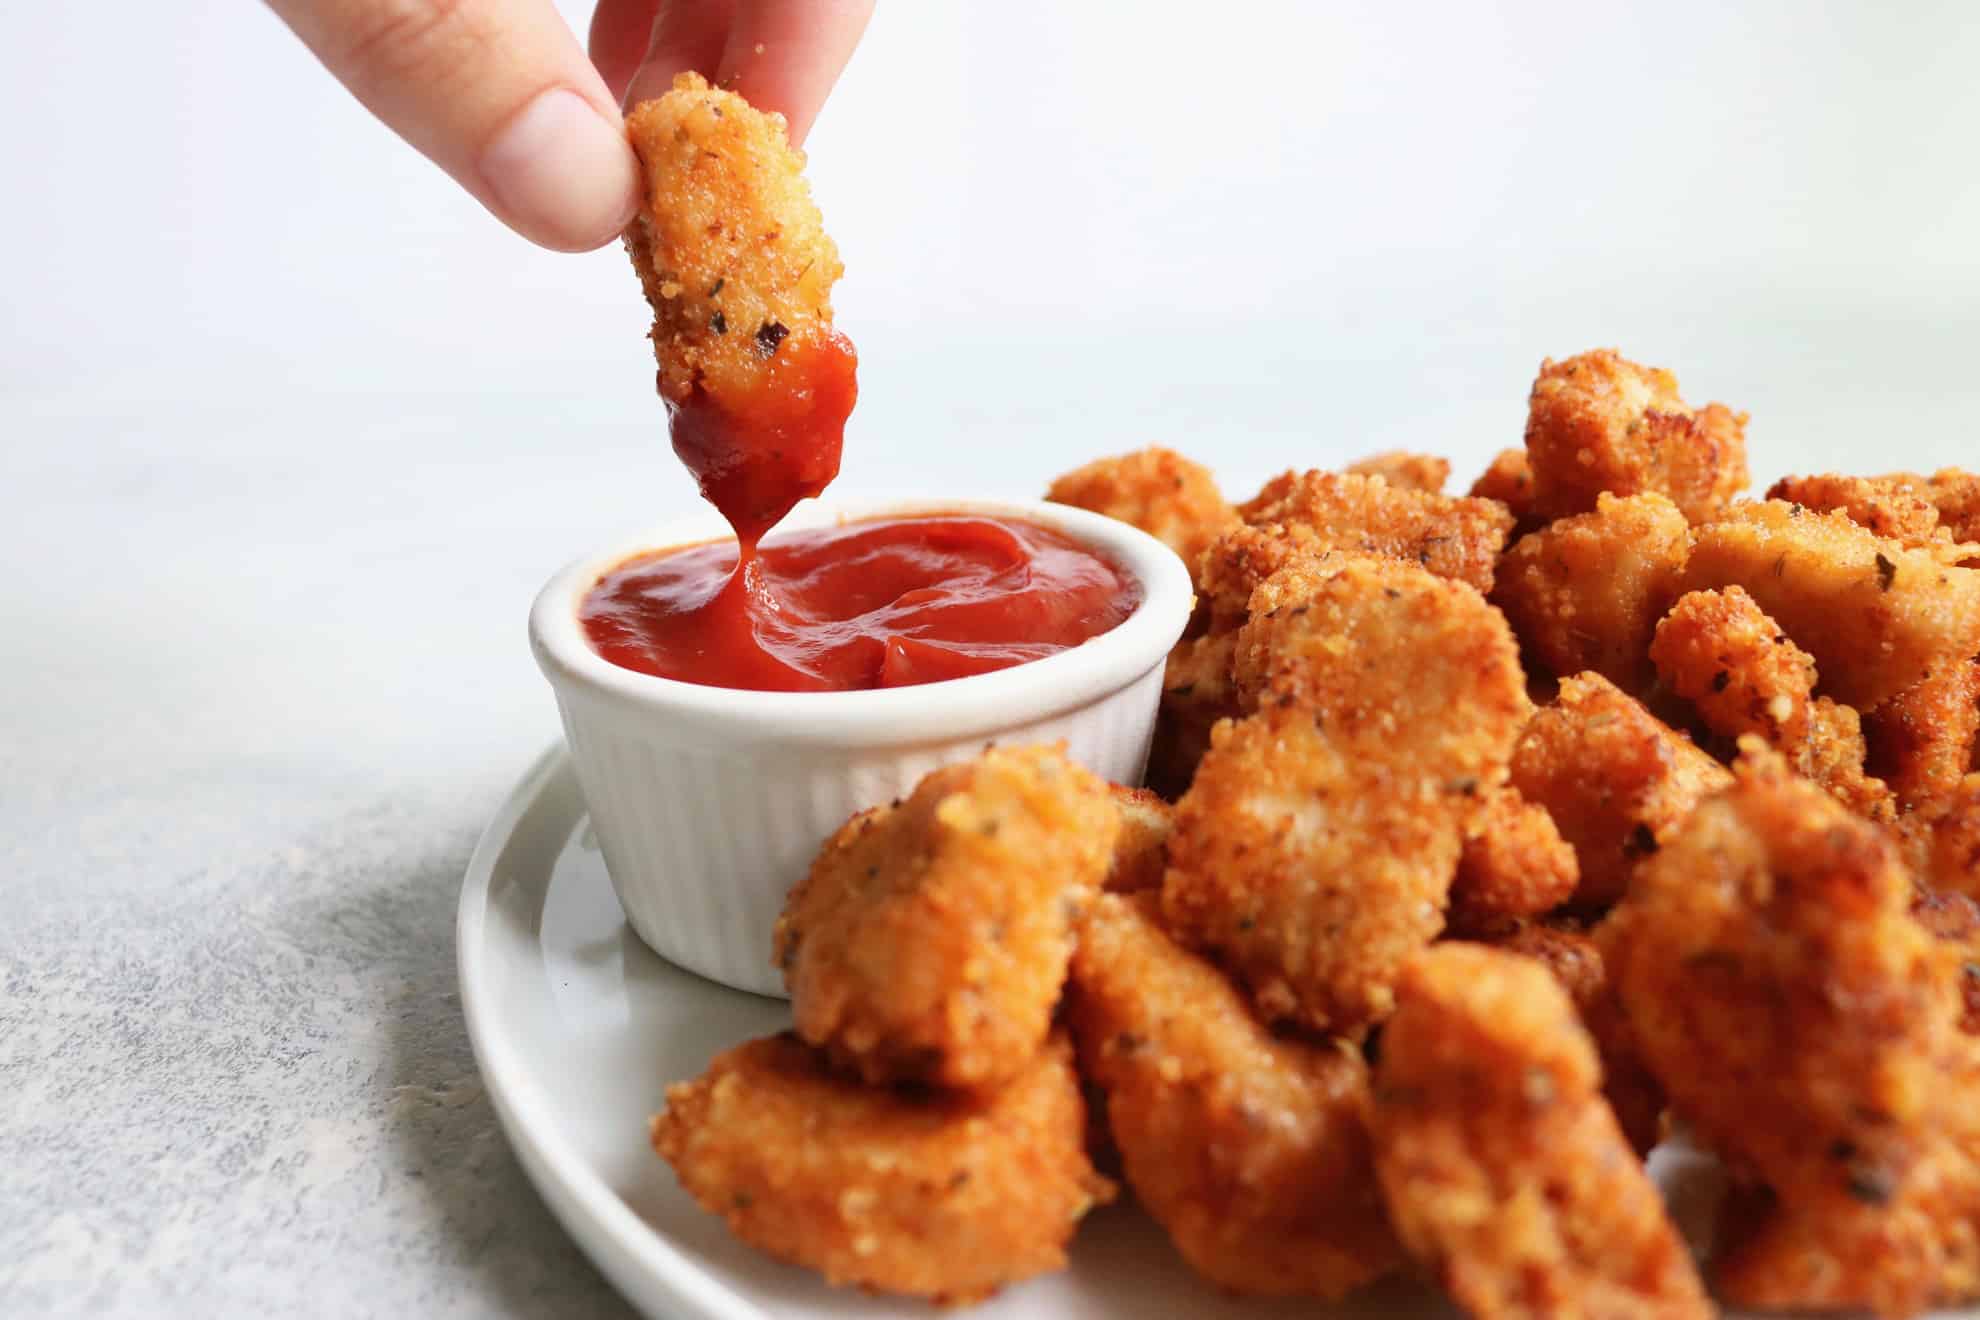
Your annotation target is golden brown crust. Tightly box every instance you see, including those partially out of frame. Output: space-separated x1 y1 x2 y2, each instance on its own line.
1471 921 1665 1154
1469 447 1543 535
1926 775 1980 900
1925 468 1980 547
1344 450 1451 493
1601 756 1980 1315
624 73 842 406
1682 499 1980 711
1868 661 1980 813
1912 886 1980 1035
1103 785 1173 894
1068 893 1401 1296
1194 521 1333 633
1147 632 1241 800
1237 471 1514 595
1491 492 1691 691
652 1032 1111 1303
1766 472 1972 559
1522 349 1749 524
1509 672 1733 909
1231 553 1532 788
1371 945 1711 1319
775 746 1118 1089
1448 788 1580 934
1162 703 1466 1033
1046 448 1238 586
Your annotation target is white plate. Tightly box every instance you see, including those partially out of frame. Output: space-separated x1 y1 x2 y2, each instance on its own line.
458 747 1973 1319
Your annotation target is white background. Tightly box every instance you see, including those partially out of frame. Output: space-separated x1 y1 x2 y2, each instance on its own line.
3 4 1978 1314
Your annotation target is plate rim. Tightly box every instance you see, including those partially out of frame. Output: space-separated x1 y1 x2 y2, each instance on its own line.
456 743 763 1320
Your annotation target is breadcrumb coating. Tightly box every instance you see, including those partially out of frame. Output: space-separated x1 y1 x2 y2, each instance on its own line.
1912 886 1980 1035
652 1032 1111 1303
1345 450 1451 493
1448 788 1580 935
1491 492 1691 691
1231 553 1531 789
1522 349 1749 524
1472 921 1665 1154
1767 472 1976 562
1469 447 1543 534
1237 471 1514 595
1147 631 1241 799
625 73 842 407
1602 755 1980 1316
1195 521 1331 633
1162 702 1466 1033
1372 945 1710 1319
1069 893 1402 1297
1046 448 1238 587
1683 499 1980 711
1509 672 1733 908
1924 468 1980 547
1926 775 1980 900
1868 661 1980 813
774 746 1118 1090
1103 785 1173 894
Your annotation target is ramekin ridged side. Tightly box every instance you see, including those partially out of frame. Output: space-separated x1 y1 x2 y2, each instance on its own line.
530 497 1195 999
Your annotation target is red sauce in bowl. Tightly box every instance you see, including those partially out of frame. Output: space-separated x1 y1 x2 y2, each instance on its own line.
581 514 1142 692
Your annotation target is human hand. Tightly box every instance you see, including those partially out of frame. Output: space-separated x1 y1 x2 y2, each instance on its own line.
269 0 874 253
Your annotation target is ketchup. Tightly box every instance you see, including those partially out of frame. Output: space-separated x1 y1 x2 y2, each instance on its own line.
581 515 1141 691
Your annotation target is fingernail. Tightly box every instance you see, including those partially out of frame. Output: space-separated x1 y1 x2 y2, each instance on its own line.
480 88 639 252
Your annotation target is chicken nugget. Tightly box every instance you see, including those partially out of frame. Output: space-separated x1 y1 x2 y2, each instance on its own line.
1448 788 1580 935
1162 703 1467 1033
1926 468 1980 547
1371 945 1710 1319
775 746 1118 1089
1232 553 1531 788
652 1032 1112 1303
1651 586 1898 823
1683 499 1980 711
1345 450 1451 493
1069 892 1402 1297
1473 920 1665 1153
1602 754 1980 1315
1469 447 1544 536
1510 672 1733 908
1491 492 1691 691
625 74 854 536
1237 470 1514 595
1103 784 1172 894
1046 447 1238 586
1522 348 1748 524
1869 660 1980 813
1195 521 1332 633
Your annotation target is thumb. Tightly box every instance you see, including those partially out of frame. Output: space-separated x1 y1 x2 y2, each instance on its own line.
270 0 640 252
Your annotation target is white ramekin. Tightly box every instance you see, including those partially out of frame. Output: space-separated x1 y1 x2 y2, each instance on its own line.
529 496 1194 997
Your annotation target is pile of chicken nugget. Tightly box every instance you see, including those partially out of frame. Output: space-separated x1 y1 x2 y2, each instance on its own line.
652 348 1980 1317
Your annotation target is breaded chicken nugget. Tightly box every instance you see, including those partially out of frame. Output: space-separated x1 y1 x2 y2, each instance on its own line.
1912 886 1980 1035
1371 945 1710 1319
652 1032 1112 1303
1651 586 1898 823
1470 447 1544 535
1491 492 1691 692
1474 921 1665 1153
1602 755 1980 1316
1767 472 1976 561
1683 499 1980 711
1522 348 1749 524
1194 521 1331 632
1162 703 1466 1033
1232 553 1531 788
1103 785 1172 893
625 74 854 535
1345 450 1451 493
1237 471 1514 595
775 746 1118 1089
1046 448 1238 586
1068 893 1402 1297
1869 660 1980 812
1509 672 1733 908
1147 631 1242 799
1448 788 1580 935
